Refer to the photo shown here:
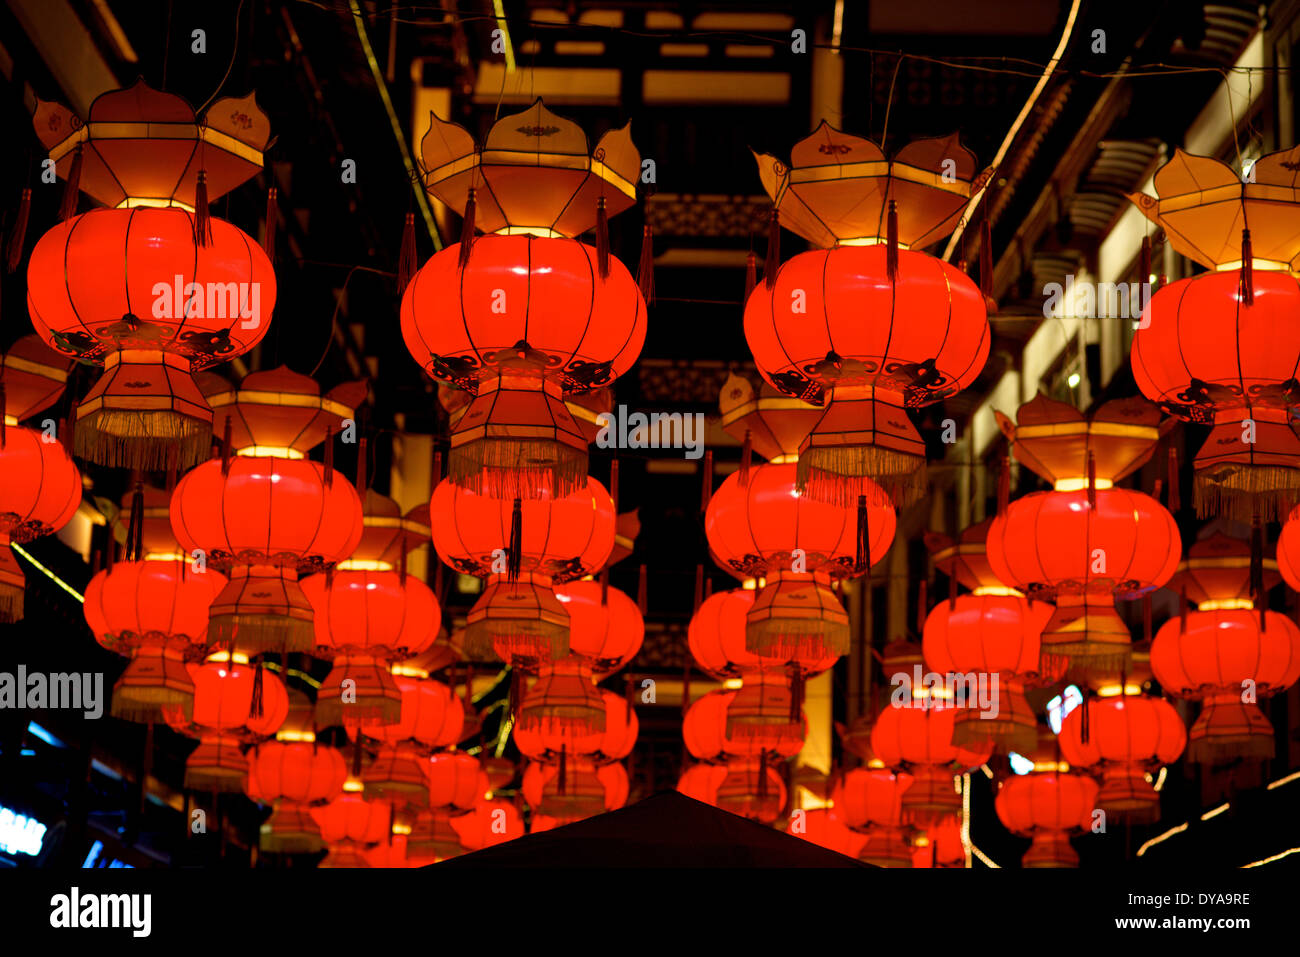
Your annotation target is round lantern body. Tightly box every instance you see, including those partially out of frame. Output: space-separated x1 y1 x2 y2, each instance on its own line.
871 701 992 823
170 456 364 653
450 798 526 851
522 758 628 820
714 757 787 824
744 245 989 505
347 676 464 749
0 425 82 622
705 462 895 585
1276 505 1300 592
515 688 638 763
786 808 867 858
553 580 644 674
250 741 347 805
677 762 729 804
311 792 390 846
995 772 1098 868
987 488 1180 675
922 592 1056 753
1133 270 1300 521
688 589 762 678
1151 609 1300 762
1058 695 1186 819
426 751 486 814
401 236 647 500
26 208 276 470
830 767 913 831
430 476 615 664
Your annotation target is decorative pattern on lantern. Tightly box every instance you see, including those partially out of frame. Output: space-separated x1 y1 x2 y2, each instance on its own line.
84 487 227 721
923 519 1057 754
523 757 628 822
403 100 647 501
170 369 366 656
0 336 82 622
25 81 275 469
1151 534 1300 762
745 125 992 506
552 579 644 674
516 678 638 765
986 396 1180 678
430 475 615 665
311 787 391 867
1057 692 1186 820
871 700 991 825
309 489 440 729
683 687 806 762
995 772 1099 868
1128 147 1300 520
164 656 289 791
705 461 895 661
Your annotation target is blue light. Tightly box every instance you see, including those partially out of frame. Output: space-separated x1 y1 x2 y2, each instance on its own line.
25 722 64 748
82 840 104 868
0 805 47 856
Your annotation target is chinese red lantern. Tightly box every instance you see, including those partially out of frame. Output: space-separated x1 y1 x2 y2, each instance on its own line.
911 815 965 868
164 656 289 791
404 101 646 501
171 370 365 656
1058 692 1186 819
995 772 1098 868
1275 505 1300 592
677 762 728 805
745 127 992 506
1129 147 1300 519
311 788 391 866
426 751 487 815
0 341 82 621
522 758 628 821
724 671 807 755
829 767 915 868
683 687 805 763
786 808 867 858
515 684 638 764
553 579 644 674
25 81 275 469
705 461 894 660
712 756 788 825
688 588 763 678
1151 534 1300 762
986 396 1179 677
923 518 1057 753
871 700 991 824
450 797 526 851
430 475 615 664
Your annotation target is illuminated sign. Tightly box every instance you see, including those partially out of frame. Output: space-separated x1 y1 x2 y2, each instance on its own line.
0 805 47 856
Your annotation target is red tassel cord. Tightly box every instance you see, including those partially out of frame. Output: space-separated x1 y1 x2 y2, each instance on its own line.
997 454 1010 515
637 564 647 616
57 147 83 222
980 212 996 312
764 208 781 289
637 224 654 304
459 188 477 269
916 580 928 638
1166 447 1180 513
1240 228 1254 305
1086 451 1097 509
595 196 610 280
397 212 417 297
855 494 870 575
739 430 752 487
700 450 713 514
322 426 334 487
193 170 212 247
1139 234 1152 283
507 497 523 583
263 187 278 265
221 418 234 476
886 199 899 282
744 250 757 302
5 187 31 273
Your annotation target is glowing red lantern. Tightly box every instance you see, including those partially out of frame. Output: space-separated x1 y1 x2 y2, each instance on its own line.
1058 693 1186 819
430 475 615 664
25 82 275 469
249 740 348 806
786 808 867 858
522 759 628 821
426 751 487 814
714 757 787 824
552 579 644 674
829 767 915 867
995 772 1098 868
515 685 638 763
450 798 526 851
871 701 991 823
311 790 390 847
688 589 762 678
404 102 646 500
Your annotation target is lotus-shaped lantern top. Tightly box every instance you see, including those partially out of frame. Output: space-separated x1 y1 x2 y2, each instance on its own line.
995 394 1168 487
1168 533 1278 607
924 518 1007 593
1128 147 1300 271
751 122 992 250
718 373 821 462
418 99 640 238
201 366 366 457
33 78 270 209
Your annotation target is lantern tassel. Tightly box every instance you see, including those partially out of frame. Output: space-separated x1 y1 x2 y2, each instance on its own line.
701 450 713 513
744 250 757 302
193 171 212 247
855 494 870 574
1080 689 1090 744
637 564 647 616
948 568 958 611
595 197 610 280
739 430 753 487
1087 451 1097 509
558 746 567 794
128 483 145 562
1240 228 1254 305
1139 234 1152 284
764 208 780 289
980 213 996 313
886 199 899 282
220 418 233 476
1167 447 1180 514
1251 514 1265 628
263 187 278 265
459 188 477 269
323 427 334 487
693 564 704 614
507 497 523 583
637 224 655 305
57 147 83 222
249 660 264 720
610 457 620 513
397 212 417 297
5 187 31 273
356 436 369 496
0 382 6 447
600 566 610 605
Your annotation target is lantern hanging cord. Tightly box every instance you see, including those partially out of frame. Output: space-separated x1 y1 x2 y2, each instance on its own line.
307 264 392 378
195 0 247 116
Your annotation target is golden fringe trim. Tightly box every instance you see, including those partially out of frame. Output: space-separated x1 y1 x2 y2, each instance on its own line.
1194 469 1298 523
75 411 211 471
1187 731 1274 764
745 621 852 659
111 687 193 724
315 695 402 729
449 440 587 501
1040 645 1132 683
208 615 316 654
0 582 24 624
796 448 927 508
260 831 323 854
517 709 606 734
952 718 1037 756
465 622 569 663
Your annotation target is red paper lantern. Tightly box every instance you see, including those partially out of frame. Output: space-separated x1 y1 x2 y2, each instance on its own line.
552 579 644 674
713 757 787 824
995 772 1098 867
249 740 348 806
688 589 763 677
346 676 464 749
311 791 391 846
450 797 526 851
871 701 991 823
1276 505 1300 592
786 808 867 858
25 82 276 470
1057 694 1186 818
426 751 487 814
515 686 638 763
724 672 808 754
430 475 615 664
0 425 82 622
516 657 606 748
683 688 805 761
522 758 628 820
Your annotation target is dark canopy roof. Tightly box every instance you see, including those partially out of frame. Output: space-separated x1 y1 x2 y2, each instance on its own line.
437 790 870 868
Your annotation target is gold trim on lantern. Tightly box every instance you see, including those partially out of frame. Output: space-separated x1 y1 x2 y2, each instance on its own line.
1053 478 1115 492
1196 598 1255 611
